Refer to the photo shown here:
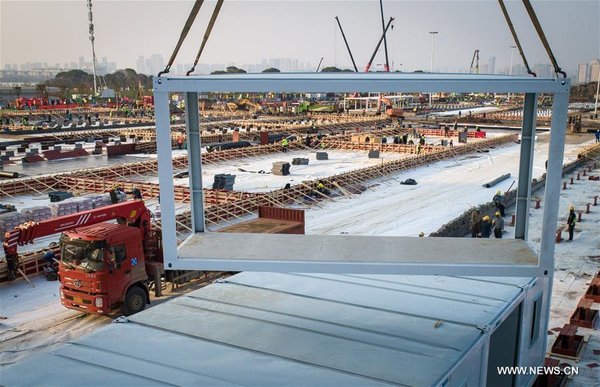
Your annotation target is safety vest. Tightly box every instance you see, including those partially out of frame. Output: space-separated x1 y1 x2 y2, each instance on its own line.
281 139 289 146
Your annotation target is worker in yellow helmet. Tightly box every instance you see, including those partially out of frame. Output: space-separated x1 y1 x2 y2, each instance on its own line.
492 190 505 217
492 211 504 238
480 215 492 238
567 206 577 241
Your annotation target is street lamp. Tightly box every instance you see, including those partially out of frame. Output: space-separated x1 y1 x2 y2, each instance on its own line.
508 45 517 102
429 31 439 108
594 68 600 117
509 45 516 75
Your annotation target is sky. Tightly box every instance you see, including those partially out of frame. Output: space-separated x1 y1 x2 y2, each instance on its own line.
1 0 599 75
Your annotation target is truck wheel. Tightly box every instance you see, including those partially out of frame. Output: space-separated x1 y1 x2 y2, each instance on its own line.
122 286 147 316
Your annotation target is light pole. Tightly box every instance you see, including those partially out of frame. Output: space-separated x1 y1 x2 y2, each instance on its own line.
508 45 516 102
509 45 516 75
429 31 438 108
594 68 600 117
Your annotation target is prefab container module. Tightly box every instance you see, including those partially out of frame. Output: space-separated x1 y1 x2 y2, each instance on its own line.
1 272 545 386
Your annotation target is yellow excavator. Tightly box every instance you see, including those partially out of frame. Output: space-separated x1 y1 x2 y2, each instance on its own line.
238 99 264 113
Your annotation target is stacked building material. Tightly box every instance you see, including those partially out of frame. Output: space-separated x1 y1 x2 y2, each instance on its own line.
212 174 236 190
90 194 112 209
49 200 79 217
316 152 328 160
49 191 73 202
21 206 52 222
0 211 27 241
368 150 380 159
70 197 94 212
272 162 291 176
292 158 309 165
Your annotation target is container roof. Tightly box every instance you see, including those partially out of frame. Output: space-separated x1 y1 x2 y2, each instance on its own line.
1 272 532 386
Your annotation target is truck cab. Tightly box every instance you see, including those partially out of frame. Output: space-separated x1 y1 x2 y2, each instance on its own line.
59 223 150 315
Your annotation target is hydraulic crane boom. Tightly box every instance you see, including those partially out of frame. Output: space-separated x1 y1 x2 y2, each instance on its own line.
365 17 394 72
3 200 151 258
334 16 358 72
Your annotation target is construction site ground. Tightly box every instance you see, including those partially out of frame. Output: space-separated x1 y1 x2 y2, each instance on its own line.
0 122 598 385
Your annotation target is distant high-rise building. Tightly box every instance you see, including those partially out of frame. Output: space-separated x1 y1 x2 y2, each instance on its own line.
488 56 496 74
590 59 600 83
149 54 165 76
533 63 553 78
577 63 589 83
136 56 146 74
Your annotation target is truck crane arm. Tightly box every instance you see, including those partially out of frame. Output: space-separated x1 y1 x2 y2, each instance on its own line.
3 200 151 259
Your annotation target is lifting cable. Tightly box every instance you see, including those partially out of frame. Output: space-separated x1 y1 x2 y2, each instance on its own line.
497 0 536 77
522 0 567 78
158 0 205 77
186 0 225 76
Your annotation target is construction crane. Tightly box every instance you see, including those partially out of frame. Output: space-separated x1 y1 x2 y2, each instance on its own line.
334 17 358 72
364 17 394 72
469 49 480 74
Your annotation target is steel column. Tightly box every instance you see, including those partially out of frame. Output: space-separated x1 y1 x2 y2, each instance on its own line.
538 90 569 360
154 89 177 267
185 92 205 233
514 93 537 239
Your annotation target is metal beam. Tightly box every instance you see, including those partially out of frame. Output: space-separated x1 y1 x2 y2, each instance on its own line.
153 73 570 95
184 92 205 233
514 93 537 239
538 90 569 360
154 89 177 266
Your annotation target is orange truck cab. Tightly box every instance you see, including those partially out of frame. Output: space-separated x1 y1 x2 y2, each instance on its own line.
59 223 153 315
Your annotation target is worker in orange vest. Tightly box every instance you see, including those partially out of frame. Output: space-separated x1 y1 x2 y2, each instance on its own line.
176 133 185 150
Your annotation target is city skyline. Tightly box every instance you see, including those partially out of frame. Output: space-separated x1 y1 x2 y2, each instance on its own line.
1 1 598 78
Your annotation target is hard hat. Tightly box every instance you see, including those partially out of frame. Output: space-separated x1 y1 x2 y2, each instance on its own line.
483 215 490 221
496 190 501 195
419 232 425 237
569 206 575 211
495 211 501 216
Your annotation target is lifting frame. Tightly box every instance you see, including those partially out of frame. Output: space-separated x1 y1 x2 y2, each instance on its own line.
154 72 570 372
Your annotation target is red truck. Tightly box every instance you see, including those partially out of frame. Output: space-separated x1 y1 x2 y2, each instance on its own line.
3 200 304 316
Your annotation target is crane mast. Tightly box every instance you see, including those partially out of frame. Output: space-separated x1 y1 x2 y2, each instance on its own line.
87 0 99 95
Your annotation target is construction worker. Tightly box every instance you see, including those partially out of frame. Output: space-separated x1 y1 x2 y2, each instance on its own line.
493 190 505 217
109 184 126 204
416 143 422 155
567 206 577 241
595 130 600 143
492 211 504 238
281 137 289 153
176 134 185 150
470 209 481 238
316 180 330 196
480 215 492 238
